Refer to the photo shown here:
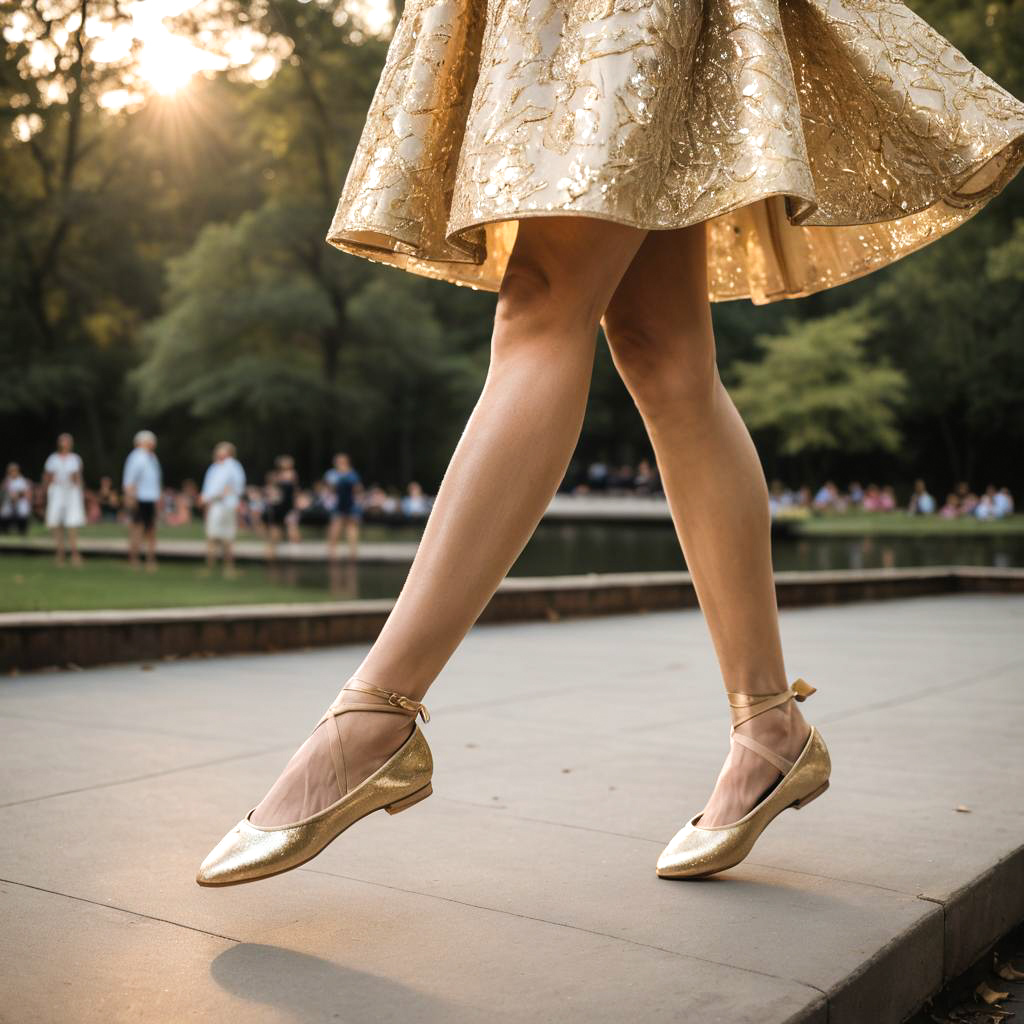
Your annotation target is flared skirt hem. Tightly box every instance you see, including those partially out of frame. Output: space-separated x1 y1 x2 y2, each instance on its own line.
327 133 1024 303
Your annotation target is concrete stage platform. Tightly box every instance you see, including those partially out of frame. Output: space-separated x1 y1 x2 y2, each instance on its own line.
1 593 1022 1022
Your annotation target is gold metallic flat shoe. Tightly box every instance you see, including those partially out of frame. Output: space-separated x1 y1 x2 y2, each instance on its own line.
656 678 830 880
196 681 432 887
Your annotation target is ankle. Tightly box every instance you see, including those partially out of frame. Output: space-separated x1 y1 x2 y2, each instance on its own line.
733 700 807 743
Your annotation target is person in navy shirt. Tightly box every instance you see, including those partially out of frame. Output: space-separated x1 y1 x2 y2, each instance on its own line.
325 452 363 561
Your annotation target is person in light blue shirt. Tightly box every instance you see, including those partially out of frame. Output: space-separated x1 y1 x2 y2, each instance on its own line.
907 478 936 516
123 429 163 570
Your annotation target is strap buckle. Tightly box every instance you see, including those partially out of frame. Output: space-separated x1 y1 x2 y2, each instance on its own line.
388 692 431 722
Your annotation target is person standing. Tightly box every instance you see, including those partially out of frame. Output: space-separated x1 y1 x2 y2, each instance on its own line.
199 442 246 577
265 454 299 560
42 434 86 566
122 430 162 571
2 462 33 537
325 452 364 561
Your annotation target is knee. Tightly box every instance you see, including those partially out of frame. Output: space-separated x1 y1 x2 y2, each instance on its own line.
492 256 605 358
603 308 720 422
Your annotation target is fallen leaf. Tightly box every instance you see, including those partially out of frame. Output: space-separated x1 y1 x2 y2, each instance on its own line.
996 961 1024 982
976 982 1010 1005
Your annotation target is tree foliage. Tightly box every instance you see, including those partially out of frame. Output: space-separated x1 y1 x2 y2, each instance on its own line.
2 0 1022 495
728 308 907 471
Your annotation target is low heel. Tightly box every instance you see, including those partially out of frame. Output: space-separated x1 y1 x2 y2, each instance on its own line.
792 779 829 809
385 783 433 815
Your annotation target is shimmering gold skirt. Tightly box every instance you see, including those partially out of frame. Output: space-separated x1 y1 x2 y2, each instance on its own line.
326 0 1024 303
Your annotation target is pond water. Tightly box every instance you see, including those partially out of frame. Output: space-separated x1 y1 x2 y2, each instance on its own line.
259 522 1024 601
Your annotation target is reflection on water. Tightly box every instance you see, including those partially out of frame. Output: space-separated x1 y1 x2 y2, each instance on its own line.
260 522 1023 601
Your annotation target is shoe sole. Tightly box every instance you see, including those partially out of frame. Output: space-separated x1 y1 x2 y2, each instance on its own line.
792 779 829 809
195 783 434 888
385 782 433 814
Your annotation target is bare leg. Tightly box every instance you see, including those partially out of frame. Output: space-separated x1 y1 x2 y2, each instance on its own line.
68 528 82 566
128 521 141 568
327 517 340 560
346 517 359 560
250 216 648 827
145 527 157 571
53 527 66 565
224 541 236 577
601 223 808 828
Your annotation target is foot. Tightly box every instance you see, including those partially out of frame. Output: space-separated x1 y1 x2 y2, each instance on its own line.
698 699 811 828
249 679 416 827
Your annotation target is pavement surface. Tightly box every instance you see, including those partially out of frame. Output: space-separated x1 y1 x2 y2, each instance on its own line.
2 593 1023 1023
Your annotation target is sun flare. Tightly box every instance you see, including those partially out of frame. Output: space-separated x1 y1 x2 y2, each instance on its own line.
138 32 200 95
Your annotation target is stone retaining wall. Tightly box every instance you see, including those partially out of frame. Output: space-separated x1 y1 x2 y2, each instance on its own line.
3 566 1022 672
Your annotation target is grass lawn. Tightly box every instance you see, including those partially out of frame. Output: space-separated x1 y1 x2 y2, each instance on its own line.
0 555 346 613
788 512 1024 536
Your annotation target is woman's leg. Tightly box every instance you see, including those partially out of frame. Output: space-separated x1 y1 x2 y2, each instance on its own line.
601 222 808 828
68 527 81 566
250 215 649 827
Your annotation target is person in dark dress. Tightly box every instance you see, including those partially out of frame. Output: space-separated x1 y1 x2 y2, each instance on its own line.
265 455 299 560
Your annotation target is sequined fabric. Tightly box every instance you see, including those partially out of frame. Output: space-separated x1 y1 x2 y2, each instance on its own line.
326 0 1024 303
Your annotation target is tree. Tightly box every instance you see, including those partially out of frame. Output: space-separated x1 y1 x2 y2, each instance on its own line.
728 307 908 481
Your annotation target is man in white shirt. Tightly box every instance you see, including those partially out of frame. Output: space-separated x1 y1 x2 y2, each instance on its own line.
123 429 163 571
199 442 246 576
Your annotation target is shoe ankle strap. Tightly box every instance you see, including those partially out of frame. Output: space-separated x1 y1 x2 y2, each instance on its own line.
726 678 815 730
340 679 431 722
726 678 816 775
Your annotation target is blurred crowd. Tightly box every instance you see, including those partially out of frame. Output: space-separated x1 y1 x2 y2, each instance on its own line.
1 437 1017 571
784 479 1016 520
572 458 663 495
0 432 435 570
1 458 434 533
572 461 1016 521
